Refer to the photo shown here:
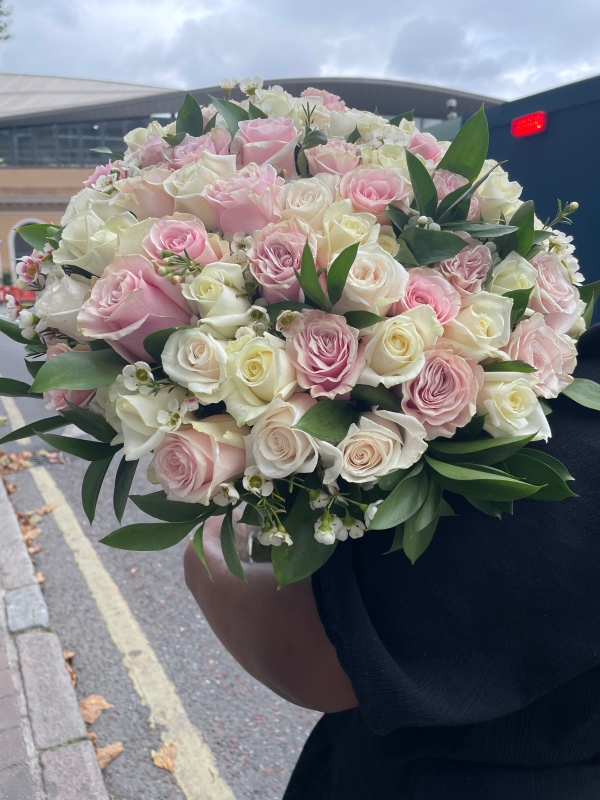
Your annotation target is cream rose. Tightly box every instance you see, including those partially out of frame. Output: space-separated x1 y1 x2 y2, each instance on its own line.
322 199 380 258
224 333 297 426
477 372 551 441
474 160 523 222
442 292 513 360
333 243 408 316
360 144 410 179
116 385 189 461
282 178 334 232
112 167 175 220
60 187 116 226
161 328 229 404
163 152 238 230
182 263 252 338
52 209 136 277
34 267 91 341
359 306 442 388
488 251 539 296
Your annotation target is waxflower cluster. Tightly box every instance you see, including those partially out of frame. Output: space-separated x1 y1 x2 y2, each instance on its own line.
5 78 594 577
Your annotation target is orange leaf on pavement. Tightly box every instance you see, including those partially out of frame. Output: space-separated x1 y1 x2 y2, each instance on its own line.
151 742 178 772
78 694 114 724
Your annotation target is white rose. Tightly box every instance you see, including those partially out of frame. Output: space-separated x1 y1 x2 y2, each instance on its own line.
60 187 117 226
253 86 296 118
162 328 229 404
282 178 334 232
52 209 136 277
475 160 523 222
88 379 134 445
224 333 297 426
112 167 174 221
442 291 513 360
360 144 410 179
488 251 539 296
182 263 252 338
116 385 189 460
333 242 408 316
359 306 442 388
326 408 427 484
123 120 167 154
164 152 237 230
322 199 380 258
34 267 91 341
246 394 338 479
477 372 551 441
377 225 400 257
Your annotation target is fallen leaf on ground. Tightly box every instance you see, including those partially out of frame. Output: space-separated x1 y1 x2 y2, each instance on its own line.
62 649 76 687
0 451 32 476
78 694 114 724
18 503 57 519
27 544 42 555
35 571 44 584
96 742 124 771
86 730 98 746
151 742 178 773
5 483 16 494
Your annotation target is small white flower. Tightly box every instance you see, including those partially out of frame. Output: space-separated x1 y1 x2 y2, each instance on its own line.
314 511 343 545
182 396 200 413
218 78 239 91
258 523 292 547
212 482 240 507
157 399 184 432
6 295 19 322
243 466 274 497
122 361 153 392
276 310 304 338
239 76 263 95
18 309 39 340
364 501 382 526
309 489 329 510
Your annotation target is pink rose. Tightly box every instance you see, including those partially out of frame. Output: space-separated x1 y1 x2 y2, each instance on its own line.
504 313 577 398
305 140 360 177
340 167 411 216
202 163 284 235
300 87 346 112
142 215 220 266
433 169 480 221
78 255 192 362
135 133 165 168
530 252 580 334
166 129 231 170
43 343 96 414
151 417 245 504
83 160 126 189
407 132 443 165
247 218 317 303
286 310 366 399
232 117 299 178
436 237 493 297
390 267 461 324
113 167 175 220
400 346 484 439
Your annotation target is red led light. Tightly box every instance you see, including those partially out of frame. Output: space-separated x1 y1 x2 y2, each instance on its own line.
511 111 547 138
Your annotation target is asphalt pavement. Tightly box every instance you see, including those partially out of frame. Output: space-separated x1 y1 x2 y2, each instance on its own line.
0 332 319 800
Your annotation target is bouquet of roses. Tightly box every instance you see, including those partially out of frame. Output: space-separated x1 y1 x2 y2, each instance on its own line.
2 78 600 584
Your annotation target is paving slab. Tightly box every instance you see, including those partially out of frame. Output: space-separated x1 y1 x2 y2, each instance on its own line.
41 740 109 800
0 762 35 800
0 727 27 772
5 587 48 635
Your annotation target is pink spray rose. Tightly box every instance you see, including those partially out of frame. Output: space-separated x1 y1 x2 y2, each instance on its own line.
529 251 580 334
78 255 192 362
436 237 493 297
407 132 444 165
300 87 346 112
433 169 480 221
151 417 246 504
142 215 220 266
202 163 284 235
231 117 299 178
43 343 96 414
166 129 231 170
400 346 484 439
247 218 317 303
390 267 461 325
305 140 360 177
112 167 175 220
286 310 366 399
83 160 126 189
340 167 411 216
133 133 165 168
504 313 577 398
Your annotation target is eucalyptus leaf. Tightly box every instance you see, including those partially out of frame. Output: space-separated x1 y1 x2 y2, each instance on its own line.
327 242 359 306
0 415 67 445
32 349 127 393
221 506 245 580
399 227 466 265
176 92 204 136
406 149 438 218
35 432 118 461
113 457 139 522
294 399 359 443
351 383 403 413
343 311 385 329
208 94 249 135
438 105 489 182
100 519 198 551
482 360 536 373
561 378 600 411
369 463 428 531
82 455 115 524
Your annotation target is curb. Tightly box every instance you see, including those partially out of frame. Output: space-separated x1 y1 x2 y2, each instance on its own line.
0 479 109 800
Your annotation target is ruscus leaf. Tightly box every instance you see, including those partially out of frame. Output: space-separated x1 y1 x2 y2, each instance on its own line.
221 506 245 580
327 242 360 307
438 105 489 182
100 520 198 551
208 95 249 135
82 456 115 524
113 457 139 522
294 399 359 443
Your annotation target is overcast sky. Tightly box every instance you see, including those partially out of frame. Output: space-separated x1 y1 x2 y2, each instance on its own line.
1 0 599 100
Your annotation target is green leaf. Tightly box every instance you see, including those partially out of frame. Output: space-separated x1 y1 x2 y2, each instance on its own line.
425 456 542 501
482 360 536 373
369 463 428 531
347 126 360 144
395 239 420 267
438 105 489 182
63 401 116 443
100 519 198 551
327 242 360 306
405 149 438 218
0 415 67 445
82 455 115 524
240 503 263 527
561 378 600 411
0 317 31 345
519 449 574 482
385 524 405 554
271 490 336 586
203 113 217 133
208 94 249 135
440 222 519 238
297 148 309 178
31 349 127 393
266 301 312 323
385 205 409 234
0 377 41 398
221 505 245 580
34 432 118 461
539 398 553 416
163 132 186 146
248 102 268 119
113 457 139 522
435 160 507 224
176 92 204 137
294 399 359 443
302 129 327 150
351 383 403 413
192 523 212 579
497 200 535 259
343 311 385 329
403 510 440 564
130 490 211 522
504 287 534 327
579 279 600 328
533 230 552 244
464 496 503 518
389 110 414 125
429 432 536 465
25 360 43 380
439 497 458 516
296 242 332 311
452 414 486 440
399 227 466 265
377 467 411 492
143 327 182 364
90 145 124 160
504 452 577 501
16 223 52 251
